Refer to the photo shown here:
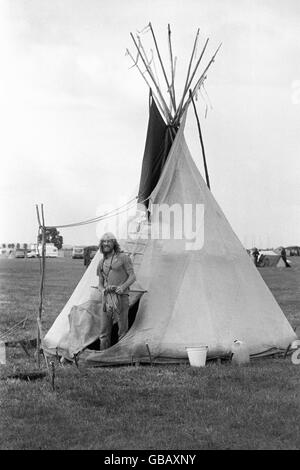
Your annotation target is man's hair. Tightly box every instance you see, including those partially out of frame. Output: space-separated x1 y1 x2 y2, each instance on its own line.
99 238 121 257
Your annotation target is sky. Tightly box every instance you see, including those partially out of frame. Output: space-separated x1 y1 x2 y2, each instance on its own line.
0 0 299 248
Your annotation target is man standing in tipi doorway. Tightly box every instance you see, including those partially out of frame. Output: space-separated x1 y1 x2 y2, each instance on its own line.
97 232 136 350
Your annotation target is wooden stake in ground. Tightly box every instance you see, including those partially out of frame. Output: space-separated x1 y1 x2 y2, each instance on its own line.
145 343 153 365
50 361 55 391
36 204 46 368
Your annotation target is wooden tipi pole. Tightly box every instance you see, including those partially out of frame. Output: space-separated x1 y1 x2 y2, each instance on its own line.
180 43 222 120
189 90 210 190
130 32 172 122
175 36 208 123
149 22 176 113
167 24 176 112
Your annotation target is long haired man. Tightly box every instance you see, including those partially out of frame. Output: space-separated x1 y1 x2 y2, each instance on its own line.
97 232 136 349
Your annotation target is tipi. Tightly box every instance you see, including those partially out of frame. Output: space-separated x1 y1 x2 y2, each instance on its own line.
43 24 296 364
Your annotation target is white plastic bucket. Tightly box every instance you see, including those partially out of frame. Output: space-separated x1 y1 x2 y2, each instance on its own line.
186 346 208 367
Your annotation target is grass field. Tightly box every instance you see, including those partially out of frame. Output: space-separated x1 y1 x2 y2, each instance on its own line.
0 256 300 450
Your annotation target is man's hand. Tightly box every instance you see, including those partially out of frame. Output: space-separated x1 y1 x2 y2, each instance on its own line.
115 286 124 295
104 285 116 294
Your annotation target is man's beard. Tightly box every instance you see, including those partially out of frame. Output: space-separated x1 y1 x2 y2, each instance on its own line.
103 247 114 257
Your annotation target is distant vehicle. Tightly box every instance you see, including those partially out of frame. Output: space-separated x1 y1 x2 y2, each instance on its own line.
72 246 85 259
26 250 37 258
285 246 300 256
15 249 26 258
37 243 59 258
83 245 98 267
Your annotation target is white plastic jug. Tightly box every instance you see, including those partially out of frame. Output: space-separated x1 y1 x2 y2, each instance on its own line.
231 340 250 365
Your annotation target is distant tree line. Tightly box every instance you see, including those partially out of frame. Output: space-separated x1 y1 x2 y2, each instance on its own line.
2 232 63 250
38 228 63 250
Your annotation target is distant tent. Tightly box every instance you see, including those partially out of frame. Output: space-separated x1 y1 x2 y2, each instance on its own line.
43 24 296 364
257 250 284 267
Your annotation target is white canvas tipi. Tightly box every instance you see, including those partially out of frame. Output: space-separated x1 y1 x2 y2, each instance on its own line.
43 25 297 364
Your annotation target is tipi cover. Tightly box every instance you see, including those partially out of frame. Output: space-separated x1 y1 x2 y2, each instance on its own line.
43 105 296 364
